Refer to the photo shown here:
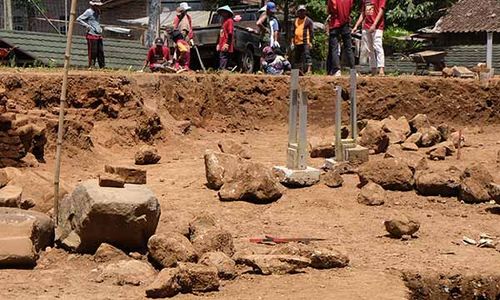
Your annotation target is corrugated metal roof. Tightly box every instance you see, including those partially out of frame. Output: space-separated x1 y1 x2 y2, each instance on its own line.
434 0 500 33
119 10 212 28
0 30 146 69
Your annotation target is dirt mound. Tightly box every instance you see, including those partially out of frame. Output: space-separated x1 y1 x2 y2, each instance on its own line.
404 272 500 300
0 71 499 160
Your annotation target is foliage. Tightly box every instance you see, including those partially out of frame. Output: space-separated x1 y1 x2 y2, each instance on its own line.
385 0 457 31
383 26 425 54
289 0 457 32
294 0 327 23
311 31 328 62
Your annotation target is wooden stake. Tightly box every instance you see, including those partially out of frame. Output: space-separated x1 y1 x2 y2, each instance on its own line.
457 129 462 160
53 0 78 225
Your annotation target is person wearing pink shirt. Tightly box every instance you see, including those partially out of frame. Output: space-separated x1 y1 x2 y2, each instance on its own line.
353 0 386 76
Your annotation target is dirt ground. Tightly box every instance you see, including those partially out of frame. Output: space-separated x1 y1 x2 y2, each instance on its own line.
0 69 499 299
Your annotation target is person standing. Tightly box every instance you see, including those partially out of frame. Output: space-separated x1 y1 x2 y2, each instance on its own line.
216 5 234 70
292 5 314 74
326 0 354 76
256 2 280 50
77 0 105 69
173 2 194 44
143 37 171 72
353 0 386 76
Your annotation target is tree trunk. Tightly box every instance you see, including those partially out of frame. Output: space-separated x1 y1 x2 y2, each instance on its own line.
146 0 161 48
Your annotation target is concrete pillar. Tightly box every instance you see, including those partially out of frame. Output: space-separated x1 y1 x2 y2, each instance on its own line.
486 32 493 75
349 69 358 141
335 86 343 162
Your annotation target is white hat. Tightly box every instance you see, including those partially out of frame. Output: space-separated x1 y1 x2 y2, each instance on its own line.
89 0 103 6
177 2 191 12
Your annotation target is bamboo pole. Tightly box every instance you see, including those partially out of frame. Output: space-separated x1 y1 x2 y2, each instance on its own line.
53 0 78 225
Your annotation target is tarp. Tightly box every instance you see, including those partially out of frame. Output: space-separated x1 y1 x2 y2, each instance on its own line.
119 11 212 29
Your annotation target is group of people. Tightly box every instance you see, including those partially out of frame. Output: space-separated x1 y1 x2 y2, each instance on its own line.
142 2 234 73
251 0 387 76
77 0 387 76
143 2 194 73
326 0 386 76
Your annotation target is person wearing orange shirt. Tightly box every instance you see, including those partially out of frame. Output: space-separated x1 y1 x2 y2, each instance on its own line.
292 5 314 74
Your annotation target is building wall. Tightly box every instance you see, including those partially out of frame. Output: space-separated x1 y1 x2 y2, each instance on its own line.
2 0 218 39
1 0 148 38
29 0 88 35
101 0 147 25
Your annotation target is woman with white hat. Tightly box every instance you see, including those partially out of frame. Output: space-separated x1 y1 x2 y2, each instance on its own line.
77 0 105 68
173 2 194 44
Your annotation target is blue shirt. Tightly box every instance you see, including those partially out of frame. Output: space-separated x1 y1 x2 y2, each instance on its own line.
77 8 102 36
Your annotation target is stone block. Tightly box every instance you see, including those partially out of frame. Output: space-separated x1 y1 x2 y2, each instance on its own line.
104 165 147 184
273 166 320 187
57 180 160 253
0 185 22 207
0 208 54 267
98 173 125 188
345 145 369 163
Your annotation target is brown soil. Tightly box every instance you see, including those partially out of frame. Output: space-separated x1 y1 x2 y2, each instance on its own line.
0 69 499 299
404 271 500 300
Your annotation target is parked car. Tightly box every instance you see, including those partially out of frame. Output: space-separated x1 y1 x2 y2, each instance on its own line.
191 7 288 72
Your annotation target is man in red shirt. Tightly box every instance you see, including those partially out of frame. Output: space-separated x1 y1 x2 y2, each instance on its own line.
326 0 355 76
216 5 234 70
353 0 386 75
143 37 171 72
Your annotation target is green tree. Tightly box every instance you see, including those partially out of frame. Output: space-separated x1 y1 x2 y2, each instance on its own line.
385 0 457 31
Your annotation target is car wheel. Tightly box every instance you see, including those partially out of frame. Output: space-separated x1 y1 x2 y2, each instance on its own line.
241 49 255 73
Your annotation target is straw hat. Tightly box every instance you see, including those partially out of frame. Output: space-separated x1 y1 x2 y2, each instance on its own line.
217 5 234 16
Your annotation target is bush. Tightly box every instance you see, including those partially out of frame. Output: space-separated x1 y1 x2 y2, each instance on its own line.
311 31 328 62
383 26 426 55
